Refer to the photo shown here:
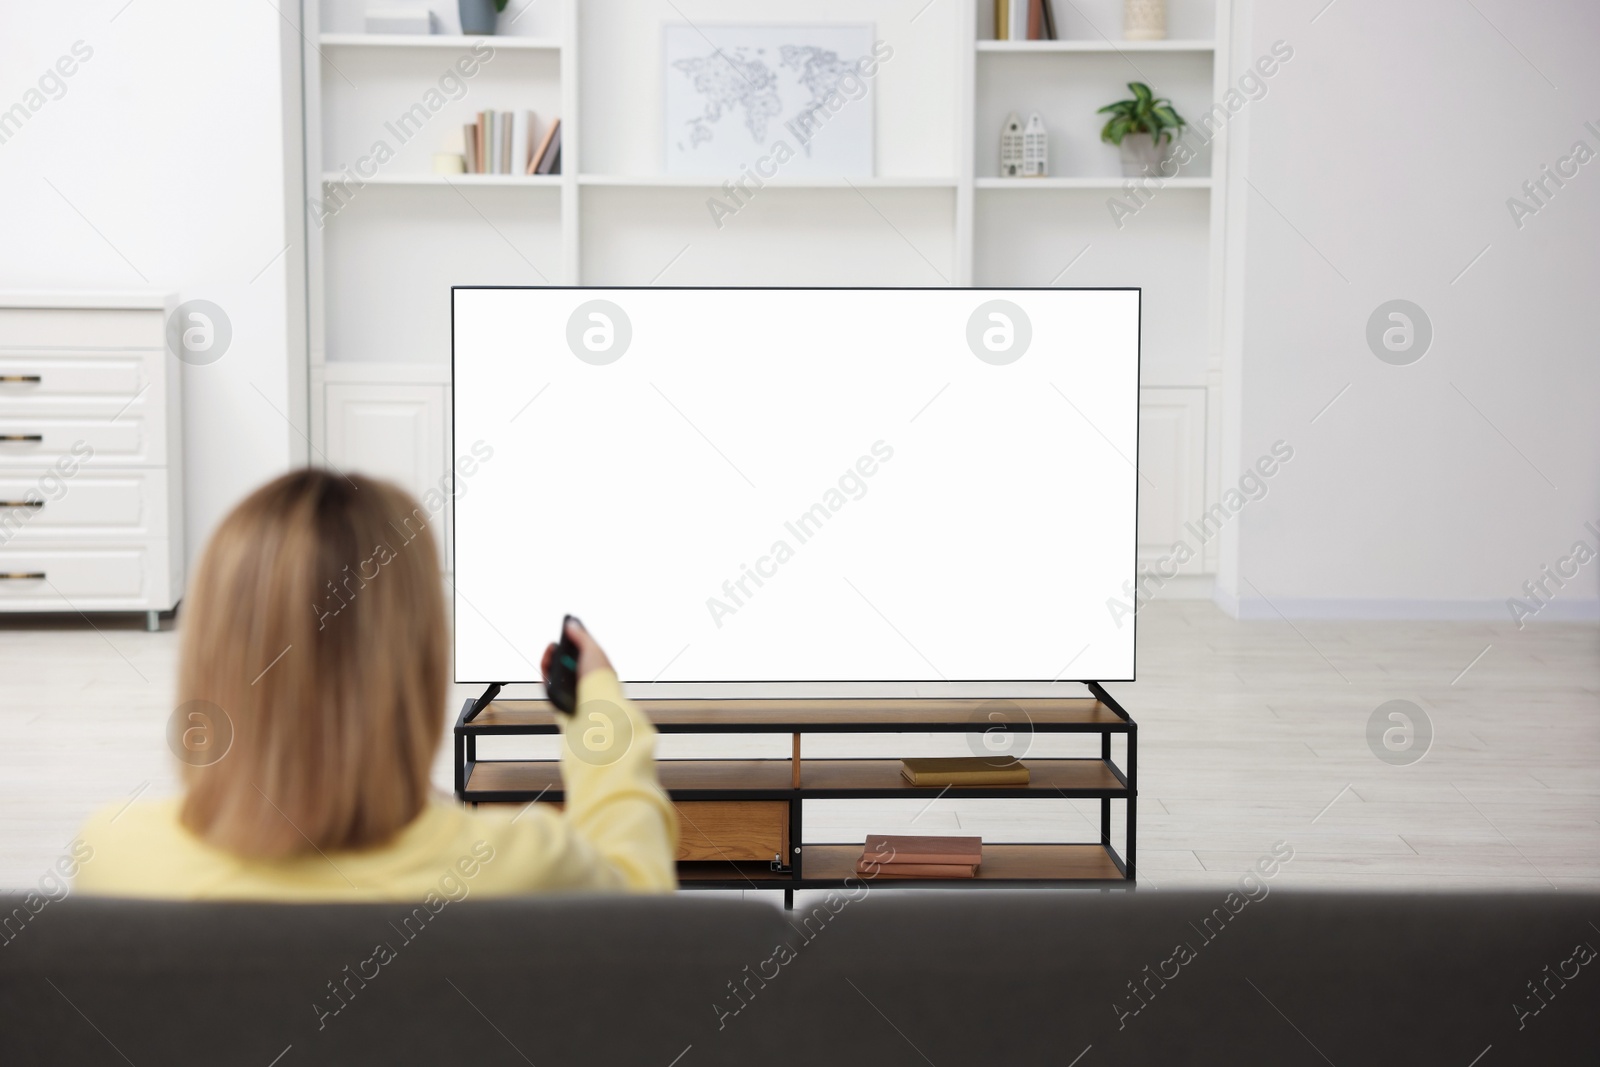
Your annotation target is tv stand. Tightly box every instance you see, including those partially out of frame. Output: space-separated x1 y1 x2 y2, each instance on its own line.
454 685 1137 905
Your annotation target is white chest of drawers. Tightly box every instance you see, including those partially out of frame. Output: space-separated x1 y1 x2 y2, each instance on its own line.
0 293 184 629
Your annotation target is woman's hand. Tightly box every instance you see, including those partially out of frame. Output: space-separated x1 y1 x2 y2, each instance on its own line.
540 616 615 682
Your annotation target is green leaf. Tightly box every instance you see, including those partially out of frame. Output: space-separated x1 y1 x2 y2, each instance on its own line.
1152 105 1185 130
1129 81 1154 105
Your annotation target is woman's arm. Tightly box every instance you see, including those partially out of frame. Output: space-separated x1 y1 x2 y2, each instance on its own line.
534 620 678 891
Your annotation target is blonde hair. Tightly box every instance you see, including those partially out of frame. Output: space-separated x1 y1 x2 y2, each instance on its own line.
178 469 448 859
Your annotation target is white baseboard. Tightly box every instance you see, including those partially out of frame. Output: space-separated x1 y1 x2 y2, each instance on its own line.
1213 591 1600 622
1145 574 1215 599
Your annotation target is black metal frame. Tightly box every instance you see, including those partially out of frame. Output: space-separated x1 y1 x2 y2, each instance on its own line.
454 684 1138 895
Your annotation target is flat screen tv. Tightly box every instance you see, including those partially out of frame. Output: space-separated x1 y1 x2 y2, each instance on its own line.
451 287 1139 685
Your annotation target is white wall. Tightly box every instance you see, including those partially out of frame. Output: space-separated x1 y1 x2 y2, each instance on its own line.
0 0 306 562
1216 0 1600 619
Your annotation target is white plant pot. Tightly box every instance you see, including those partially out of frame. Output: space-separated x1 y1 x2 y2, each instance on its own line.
1124 0 1167 41
1118 133 1169 177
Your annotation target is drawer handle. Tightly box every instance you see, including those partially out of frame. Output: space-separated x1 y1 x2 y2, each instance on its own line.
0 375 41 384
0 500 44 508
0 572 46 580
0 435 43 442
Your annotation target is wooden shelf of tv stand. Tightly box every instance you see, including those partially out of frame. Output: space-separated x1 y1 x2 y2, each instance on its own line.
464 695 1129 733
464 757 1129 801
805 843 1126 883
675 845 1127 887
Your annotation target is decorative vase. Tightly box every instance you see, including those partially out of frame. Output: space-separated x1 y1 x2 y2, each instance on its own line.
458 0 498 35
1118 133 1168 177
1124 0 1167 41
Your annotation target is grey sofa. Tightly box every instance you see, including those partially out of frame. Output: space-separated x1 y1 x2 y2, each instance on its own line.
3 889 1596 1065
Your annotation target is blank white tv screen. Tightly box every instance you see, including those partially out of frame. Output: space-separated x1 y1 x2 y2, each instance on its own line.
452 287 1139 684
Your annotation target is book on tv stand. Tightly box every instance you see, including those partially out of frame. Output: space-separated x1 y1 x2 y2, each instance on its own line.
863 834 983 866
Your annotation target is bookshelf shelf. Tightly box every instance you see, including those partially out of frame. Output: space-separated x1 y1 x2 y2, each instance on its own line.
319 33 562 50
455 685 1139 904
577 175 960 189
977 39 1215 52
975 176 1213 189
321 172 563 187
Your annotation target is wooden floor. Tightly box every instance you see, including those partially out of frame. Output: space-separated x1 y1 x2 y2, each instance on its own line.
3 601 1596 892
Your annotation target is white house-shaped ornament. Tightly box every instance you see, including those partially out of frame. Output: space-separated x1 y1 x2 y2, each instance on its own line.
1000 112 1024 178
1023 112 1048 177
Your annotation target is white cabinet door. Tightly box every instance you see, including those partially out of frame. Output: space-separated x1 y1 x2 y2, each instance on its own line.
1137 387 1207 575
324 383 449 566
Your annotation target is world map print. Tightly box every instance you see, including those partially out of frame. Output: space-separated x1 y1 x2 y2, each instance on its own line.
664 25 876 177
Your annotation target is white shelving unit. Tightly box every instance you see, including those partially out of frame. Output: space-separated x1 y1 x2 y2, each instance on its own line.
301 0 1231 582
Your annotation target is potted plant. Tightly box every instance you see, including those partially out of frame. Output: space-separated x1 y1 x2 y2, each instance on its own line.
1098 82 1187 177
459 0 507 35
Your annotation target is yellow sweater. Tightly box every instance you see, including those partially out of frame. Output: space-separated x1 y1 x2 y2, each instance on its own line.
75 670 678 900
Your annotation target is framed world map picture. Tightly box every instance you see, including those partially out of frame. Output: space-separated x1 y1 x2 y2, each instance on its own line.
663 23 880 178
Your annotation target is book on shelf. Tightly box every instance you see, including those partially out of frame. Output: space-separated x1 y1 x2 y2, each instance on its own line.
459 111 551 176
899 756 1029 786
863 834 983 866
531 118 562 175
856 859 978 878
996 0 1058 40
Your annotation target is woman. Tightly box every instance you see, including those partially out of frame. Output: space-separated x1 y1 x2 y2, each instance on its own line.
76 469 677 899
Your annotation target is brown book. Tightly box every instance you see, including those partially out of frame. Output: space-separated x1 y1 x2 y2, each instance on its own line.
863 834 982 866
857 859 977 878
462 123 479 173
529 116 560 174
531 117 563 174
1027 0 1043 40
531 109 550 174
475 110 488 174
535 127 561 175
900 756 1029 786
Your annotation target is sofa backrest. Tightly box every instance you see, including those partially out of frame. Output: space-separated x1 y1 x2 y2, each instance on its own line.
3 890 1596 1065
